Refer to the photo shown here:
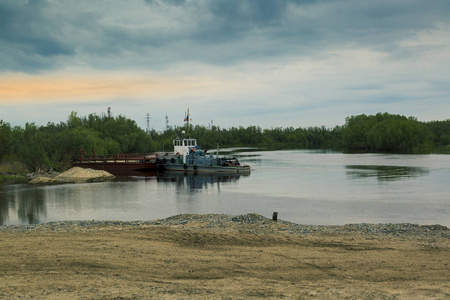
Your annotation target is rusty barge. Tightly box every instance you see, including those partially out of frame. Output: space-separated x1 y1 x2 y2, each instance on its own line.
72 151 157 176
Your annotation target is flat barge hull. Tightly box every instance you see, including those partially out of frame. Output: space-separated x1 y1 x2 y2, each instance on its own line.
73 159 156 176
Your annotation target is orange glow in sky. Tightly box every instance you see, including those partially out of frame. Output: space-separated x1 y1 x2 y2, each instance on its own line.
0 73 219 104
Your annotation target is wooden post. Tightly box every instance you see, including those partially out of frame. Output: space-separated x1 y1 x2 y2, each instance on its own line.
272 212 278 222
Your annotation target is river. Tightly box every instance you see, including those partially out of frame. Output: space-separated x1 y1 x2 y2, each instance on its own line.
1 150 449 226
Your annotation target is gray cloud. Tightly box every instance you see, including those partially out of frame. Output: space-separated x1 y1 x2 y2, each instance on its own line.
0 0 75 72
1 0 449 73
1 0 450 130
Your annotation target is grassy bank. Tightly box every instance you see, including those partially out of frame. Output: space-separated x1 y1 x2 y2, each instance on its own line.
0 173 29 185
0 161 29 185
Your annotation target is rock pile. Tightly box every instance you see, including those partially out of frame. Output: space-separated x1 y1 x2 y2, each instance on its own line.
4 213 448 240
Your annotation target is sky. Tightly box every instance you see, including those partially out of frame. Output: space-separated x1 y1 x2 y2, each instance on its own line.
1 0 449 132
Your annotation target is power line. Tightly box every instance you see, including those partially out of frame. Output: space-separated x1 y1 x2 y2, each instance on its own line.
165 114 169 131
146 113 151 135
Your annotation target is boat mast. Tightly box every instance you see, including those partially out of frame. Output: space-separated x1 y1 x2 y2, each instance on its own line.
216 140 219 157
185 108 190 138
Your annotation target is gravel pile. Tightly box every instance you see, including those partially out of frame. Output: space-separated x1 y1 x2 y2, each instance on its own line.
29 167 115 184
1 213 449 239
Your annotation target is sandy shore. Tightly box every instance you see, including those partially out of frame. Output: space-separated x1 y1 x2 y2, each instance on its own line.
1 214 449 299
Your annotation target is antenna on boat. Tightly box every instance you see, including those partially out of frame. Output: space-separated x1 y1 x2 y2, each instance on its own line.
184 108 191 138
216 140 219 157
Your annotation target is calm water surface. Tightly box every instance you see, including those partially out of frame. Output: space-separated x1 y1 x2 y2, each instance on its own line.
1 150 449 226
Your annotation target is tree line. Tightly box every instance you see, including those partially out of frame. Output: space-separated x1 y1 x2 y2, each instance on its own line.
340 113 450 153
0 112 153 172
158 113 449 154
0 112 449 172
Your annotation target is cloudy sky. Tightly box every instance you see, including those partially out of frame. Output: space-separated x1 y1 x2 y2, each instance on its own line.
1 0 449 131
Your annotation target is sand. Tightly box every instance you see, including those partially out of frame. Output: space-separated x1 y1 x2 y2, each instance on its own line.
29 167 114 184
0 216 449 299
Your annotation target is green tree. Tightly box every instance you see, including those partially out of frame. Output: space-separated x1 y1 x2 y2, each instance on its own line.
343 113 432 153
13 123 50 172
0 120 12 161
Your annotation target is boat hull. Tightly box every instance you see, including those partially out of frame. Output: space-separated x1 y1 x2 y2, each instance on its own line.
72 158 156 176
160 163 251 174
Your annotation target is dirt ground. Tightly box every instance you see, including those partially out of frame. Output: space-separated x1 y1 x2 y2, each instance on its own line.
0 224 449 299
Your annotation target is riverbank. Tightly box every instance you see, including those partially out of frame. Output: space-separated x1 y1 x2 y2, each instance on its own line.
1 214 449 299
0 173 29 185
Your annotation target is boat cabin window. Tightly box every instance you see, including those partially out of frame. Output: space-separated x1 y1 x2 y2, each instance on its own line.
174 139 197 147
181 139 197 146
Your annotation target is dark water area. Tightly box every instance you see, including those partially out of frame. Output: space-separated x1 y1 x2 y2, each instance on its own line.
1 150 449 226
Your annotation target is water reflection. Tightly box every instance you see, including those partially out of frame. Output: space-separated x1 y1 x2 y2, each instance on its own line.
157 172 247 193
0 186 47 225
17 191 47 224
346 165 429 181
0 192 11 225
0 173 249 225
1 151 449 227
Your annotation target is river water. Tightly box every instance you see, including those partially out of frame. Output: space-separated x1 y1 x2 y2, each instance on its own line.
1 150 449 226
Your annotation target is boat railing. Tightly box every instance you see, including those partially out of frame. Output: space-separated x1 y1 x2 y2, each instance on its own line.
73 153 156 163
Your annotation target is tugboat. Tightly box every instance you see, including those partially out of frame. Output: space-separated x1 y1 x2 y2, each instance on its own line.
156 109 251 174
